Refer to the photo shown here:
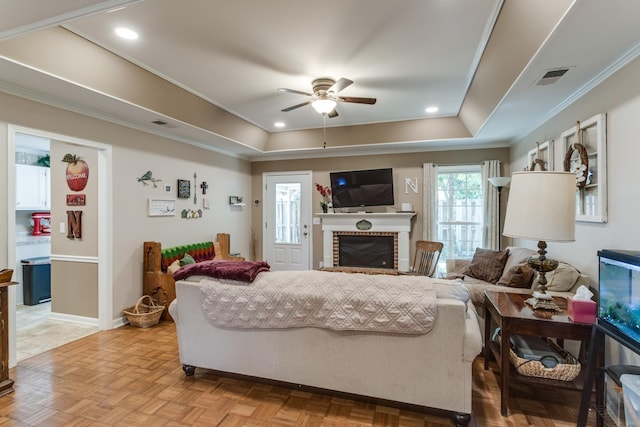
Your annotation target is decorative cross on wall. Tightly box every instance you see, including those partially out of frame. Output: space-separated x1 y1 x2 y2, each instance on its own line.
200 181 208 195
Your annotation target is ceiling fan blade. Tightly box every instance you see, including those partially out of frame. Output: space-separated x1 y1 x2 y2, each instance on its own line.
328 108 339 118
338 96 377 105
328 78 353 94
281 101 311 112
277 87 313 97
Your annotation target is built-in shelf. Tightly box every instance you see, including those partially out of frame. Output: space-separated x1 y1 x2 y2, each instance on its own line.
230 203 246 206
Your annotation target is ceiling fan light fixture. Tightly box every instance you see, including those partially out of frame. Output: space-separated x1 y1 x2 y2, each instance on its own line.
312 99 337 114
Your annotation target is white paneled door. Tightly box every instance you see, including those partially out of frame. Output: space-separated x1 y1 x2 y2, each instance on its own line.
263 172 312 271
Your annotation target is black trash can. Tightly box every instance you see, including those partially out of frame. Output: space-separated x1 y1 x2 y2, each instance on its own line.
21 257 51 305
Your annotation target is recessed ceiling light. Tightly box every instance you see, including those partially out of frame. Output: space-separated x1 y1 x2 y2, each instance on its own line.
274 122 285 128
425 106 439 114
115 27 138 40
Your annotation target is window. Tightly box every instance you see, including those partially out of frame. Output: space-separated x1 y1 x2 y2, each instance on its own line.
274 183 301 244
436 165 483 269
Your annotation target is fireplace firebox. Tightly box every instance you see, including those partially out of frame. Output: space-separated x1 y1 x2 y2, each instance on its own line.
337 234 395 269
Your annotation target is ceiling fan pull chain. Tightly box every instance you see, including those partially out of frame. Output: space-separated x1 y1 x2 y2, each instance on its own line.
323 114 327 149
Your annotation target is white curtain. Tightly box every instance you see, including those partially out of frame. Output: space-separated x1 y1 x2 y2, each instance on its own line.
422 163 438 240
482 160 501 250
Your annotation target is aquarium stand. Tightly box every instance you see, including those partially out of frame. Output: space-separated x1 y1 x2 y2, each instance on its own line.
577 322 640 427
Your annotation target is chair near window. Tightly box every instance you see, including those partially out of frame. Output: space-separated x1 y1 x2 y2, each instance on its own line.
411 241 444 277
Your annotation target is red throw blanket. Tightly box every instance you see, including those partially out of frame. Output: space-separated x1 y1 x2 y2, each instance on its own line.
173 260 270 283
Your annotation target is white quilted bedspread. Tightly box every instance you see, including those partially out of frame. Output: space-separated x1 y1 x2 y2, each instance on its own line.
199 270 438 334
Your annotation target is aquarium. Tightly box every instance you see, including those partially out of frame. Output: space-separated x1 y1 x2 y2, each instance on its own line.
598 250 640 346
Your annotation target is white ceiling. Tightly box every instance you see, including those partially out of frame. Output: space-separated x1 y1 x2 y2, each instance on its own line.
1 0 640 160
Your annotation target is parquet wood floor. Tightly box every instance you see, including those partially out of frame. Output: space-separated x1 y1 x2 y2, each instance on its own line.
3 321 598 426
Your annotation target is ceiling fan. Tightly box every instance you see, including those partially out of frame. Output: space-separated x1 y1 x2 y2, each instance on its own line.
277 77 376 118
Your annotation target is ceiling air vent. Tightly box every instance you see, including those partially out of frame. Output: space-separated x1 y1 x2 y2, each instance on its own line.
536 68 570 86
151 119 177 128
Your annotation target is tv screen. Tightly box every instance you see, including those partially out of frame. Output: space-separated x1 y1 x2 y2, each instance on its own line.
330 168 394 208
598 250 640 351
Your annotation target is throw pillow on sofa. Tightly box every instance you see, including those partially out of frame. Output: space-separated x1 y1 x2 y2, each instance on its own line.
464 248 509 284
544 262 581 292
497 263 534 288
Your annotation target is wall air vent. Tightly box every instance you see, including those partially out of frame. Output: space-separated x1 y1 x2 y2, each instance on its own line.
536 68 570 86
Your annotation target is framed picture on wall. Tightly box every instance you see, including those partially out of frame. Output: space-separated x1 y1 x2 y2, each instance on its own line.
527 140 554 171
148 198 176 216
561 113 607 223
177 179 190 198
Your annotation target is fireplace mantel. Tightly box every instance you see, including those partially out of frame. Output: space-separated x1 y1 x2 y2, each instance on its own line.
317 212 416 272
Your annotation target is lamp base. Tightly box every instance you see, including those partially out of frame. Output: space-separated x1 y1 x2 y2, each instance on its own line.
526 292 561 311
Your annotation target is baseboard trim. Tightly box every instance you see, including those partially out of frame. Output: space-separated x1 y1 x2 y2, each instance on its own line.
49 311 99 326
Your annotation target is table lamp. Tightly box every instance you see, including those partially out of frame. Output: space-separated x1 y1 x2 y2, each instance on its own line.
502 171 576 310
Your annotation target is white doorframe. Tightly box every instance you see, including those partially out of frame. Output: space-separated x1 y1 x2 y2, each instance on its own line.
7 124 113 368
262 171 313 270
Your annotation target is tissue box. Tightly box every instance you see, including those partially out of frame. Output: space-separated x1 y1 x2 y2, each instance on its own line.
567 296 596 324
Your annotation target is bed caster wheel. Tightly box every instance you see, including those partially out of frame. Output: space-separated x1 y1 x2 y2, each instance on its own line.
183 364 195 376
453 413 471 427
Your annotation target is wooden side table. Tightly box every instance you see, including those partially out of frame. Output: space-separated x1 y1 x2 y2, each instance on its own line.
483 290 603 418
0 282 17 396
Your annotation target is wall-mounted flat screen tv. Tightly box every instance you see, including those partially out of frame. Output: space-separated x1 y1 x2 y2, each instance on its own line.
330 168 394 208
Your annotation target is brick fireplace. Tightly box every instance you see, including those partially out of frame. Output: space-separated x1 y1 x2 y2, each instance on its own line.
318 212 415 272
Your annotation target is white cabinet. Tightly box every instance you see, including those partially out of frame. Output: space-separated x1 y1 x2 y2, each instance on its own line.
16 164 50 210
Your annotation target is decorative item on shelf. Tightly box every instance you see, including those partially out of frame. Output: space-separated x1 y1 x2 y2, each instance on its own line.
137 170 161 188
62 153 89 191
229 196 244 205
177 179 190 198
200 181 208 195
488 176 511 250
502 171 576 311
315 183 332 213
563 121 589 189
181 208 203 219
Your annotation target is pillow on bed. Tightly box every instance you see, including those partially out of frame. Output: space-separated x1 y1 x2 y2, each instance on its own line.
179 253 196 266
463 248 509 284
167 259 181 275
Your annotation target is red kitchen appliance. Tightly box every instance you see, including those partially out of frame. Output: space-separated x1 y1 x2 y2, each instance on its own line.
31 212 51 236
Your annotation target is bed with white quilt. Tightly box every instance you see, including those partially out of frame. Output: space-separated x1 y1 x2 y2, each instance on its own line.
168 262 481 427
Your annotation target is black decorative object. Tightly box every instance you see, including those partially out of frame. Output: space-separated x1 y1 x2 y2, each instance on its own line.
177 179 190 198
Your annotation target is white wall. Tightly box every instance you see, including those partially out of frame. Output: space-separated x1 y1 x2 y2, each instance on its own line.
511 55 640 363
0 91 252 323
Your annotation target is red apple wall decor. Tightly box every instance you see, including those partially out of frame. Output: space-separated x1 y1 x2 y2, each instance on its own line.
62 153 89 192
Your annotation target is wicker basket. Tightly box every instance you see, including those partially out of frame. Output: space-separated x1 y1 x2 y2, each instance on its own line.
509 338 581 381
123 295 164 328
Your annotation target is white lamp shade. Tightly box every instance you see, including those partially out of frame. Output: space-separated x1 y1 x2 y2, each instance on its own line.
488 176 511 188
503 171 576 242
312 99 337 114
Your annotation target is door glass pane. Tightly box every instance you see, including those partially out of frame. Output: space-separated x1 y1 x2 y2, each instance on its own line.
275 183 301 244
